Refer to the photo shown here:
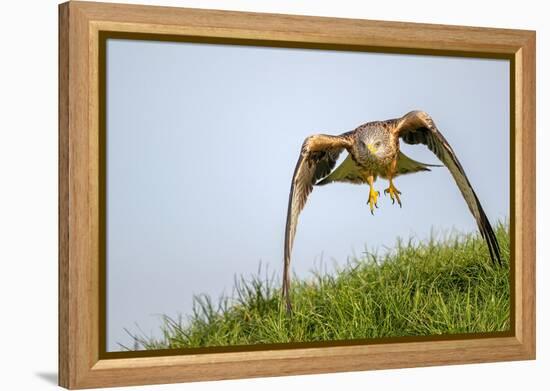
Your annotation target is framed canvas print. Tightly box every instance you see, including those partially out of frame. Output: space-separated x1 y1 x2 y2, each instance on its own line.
58 1 536 389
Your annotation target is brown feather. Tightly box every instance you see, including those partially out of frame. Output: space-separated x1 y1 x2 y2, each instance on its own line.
283 132 353 312
394 111 502 265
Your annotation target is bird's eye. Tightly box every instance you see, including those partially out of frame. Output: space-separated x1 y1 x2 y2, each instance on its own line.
374 141 382 148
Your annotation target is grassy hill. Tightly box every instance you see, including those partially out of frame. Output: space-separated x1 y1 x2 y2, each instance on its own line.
125 223 510 350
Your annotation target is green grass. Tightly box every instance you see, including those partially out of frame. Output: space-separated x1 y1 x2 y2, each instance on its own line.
125 223 510 350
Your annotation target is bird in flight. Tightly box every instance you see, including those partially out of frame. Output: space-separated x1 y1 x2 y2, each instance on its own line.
283 110 502 313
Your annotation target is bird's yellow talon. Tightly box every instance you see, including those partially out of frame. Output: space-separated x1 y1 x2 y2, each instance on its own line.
384 180 402 207
367 186 379 214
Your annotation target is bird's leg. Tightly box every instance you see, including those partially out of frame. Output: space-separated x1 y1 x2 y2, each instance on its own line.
366 175 379 215
384 177 402 207
383 159 402 207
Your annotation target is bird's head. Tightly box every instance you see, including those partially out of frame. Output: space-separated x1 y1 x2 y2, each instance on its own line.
358 125 392 160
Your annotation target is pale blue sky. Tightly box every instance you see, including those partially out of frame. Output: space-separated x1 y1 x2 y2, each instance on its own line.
106 39 509 351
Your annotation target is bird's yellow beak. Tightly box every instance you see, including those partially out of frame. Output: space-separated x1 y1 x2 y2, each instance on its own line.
367 144 378 154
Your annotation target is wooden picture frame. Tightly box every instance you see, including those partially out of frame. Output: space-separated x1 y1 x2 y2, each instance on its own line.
59 1 536 389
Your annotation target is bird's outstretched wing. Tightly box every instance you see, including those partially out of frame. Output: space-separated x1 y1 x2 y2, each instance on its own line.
393 110 502 265
283 133 354 312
